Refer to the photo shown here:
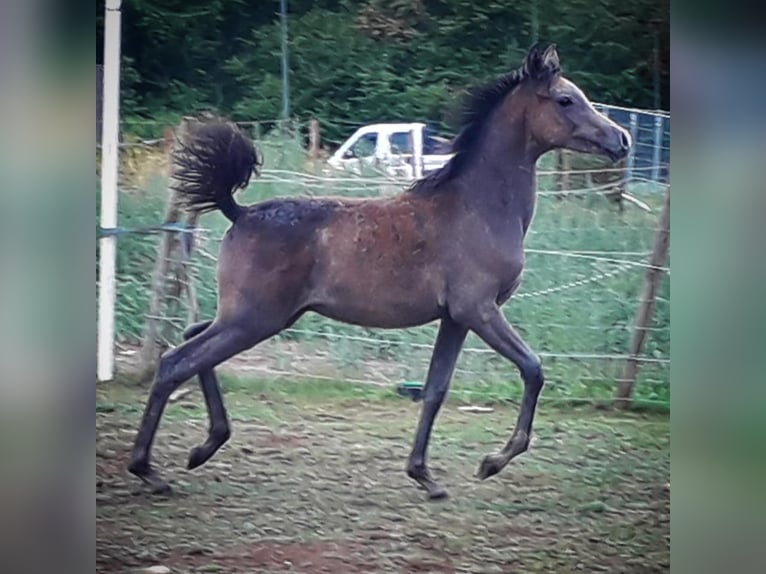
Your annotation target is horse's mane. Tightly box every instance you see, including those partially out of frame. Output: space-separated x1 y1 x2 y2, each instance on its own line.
409 46 560 195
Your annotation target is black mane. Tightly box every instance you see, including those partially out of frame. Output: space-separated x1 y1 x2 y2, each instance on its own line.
409 46 560 195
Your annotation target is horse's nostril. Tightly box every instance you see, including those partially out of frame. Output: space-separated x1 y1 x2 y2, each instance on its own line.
619 131 630 149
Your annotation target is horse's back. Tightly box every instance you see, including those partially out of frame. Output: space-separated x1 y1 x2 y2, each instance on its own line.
245 196 346 233
216 194 447 323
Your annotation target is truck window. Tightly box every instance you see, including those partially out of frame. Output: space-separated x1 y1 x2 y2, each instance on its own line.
390 132 413 154
347 132 377 158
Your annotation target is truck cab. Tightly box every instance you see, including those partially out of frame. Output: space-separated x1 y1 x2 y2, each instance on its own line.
327 122 452 179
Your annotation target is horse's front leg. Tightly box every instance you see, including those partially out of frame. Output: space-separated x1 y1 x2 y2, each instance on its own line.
406 317 467 499
464 306 544 480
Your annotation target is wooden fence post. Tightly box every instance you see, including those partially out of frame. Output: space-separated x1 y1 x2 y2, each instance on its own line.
309 118 321 160
163 208 201 339
614 186 670 407
137 196 181 381
137 118 195 382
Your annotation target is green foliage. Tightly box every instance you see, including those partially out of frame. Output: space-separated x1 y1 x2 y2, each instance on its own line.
98 0 669 141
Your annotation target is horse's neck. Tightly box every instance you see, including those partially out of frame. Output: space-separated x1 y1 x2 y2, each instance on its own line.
457 120 538 234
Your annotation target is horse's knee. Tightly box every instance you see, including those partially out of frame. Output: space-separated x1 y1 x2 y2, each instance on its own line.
520 354 544 391
423 384 448 406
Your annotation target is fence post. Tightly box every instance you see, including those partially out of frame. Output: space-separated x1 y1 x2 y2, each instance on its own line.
411 124 423 179
625 112 638 185
137 119 189 381
137 205 181 380
308 118 321 160
163 208 201 337
556 149 571 194
651 115 663 182
614 186 670 407
97 0 122 382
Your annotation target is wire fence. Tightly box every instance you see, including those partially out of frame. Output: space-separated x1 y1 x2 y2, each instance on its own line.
101 110 670 406
597 104 670 185
109 102 670 184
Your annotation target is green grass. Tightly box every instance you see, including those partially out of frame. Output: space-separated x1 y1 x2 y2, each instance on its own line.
98 373 668 434
100 135 670 407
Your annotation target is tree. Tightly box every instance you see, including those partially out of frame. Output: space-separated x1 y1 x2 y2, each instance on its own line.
97 0 669 139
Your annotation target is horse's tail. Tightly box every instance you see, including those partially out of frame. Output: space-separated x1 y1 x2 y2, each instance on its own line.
171 116 260 223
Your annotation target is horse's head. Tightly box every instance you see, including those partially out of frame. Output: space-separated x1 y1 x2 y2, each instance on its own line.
517 44 632 162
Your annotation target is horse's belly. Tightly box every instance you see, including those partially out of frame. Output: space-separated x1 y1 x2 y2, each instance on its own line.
309 287 444 329
307 265 445 328
312 305 442 329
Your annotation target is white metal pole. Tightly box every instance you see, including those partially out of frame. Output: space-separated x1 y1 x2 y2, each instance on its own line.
98 0 122 382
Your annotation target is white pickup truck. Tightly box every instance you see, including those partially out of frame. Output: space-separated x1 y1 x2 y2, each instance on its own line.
327 122 453 179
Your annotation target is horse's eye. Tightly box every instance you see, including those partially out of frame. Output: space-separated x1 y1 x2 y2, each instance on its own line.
557 96 573 107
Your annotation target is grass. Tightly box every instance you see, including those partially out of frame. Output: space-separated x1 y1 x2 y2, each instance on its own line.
100 132 670 408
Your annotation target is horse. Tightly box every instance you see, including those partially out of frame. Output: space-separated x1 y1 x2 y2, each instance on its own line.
128 44 631 500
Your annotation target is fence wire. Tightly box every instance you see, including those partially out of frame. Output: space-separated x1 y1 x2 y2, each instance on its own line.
102 112 670 406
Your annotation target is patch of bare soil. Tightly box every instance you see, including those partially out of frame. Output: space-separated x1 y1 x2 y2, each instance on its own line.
97 384 670 573
165 540 374 573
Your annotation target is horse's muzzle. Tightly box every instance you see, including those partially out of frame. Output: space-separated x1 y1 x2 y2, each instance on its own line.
605 129 632 162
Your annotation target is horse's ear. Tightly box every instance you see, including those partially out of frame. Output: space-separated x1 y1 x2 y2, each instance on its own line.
523 43 544 78
541 44 560 73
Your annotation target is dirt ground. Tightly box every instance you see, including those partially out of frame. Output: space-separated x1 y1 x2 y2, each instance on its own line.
96 381 669 573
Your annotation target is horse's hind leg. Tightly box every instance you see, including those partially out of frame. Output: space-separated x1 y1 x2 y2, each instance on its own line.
180 320 232 470
128 317 274 494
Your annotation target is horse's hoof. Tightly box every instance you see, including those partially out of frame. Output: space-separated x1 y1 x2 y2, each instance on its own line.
187 446 208 470
476 453 505 480
427 485 449 501
129 460 172 495
408 466 449 500
150 481 173 496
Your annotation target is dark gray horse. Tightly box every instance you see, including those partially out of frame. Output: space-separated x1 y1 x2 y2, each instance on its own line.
129 44 631 499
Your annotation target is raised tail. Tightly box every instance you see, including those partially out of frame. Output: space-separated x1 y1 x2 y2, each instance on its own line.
171 116 260 223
